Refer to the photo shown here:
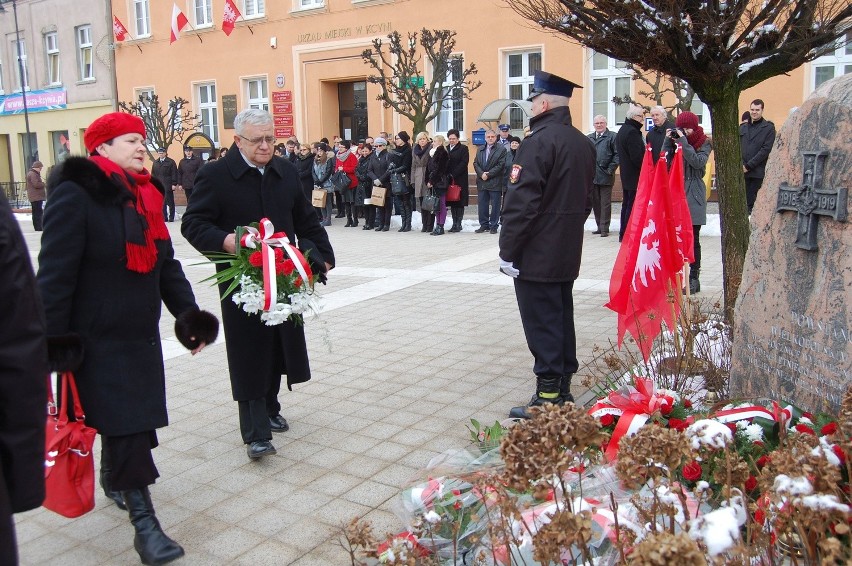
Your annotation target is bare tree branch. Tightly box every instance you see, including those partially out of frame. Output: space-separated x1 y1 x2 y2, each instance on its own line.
362 28 483 135
118 94 201 161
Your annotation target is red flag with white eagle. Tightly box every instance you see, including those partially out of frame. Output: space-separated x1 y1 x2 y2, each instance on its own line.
222 0 242 36
606 144 682 360
113 15 130 42
668 147 695 265
170 4 189 44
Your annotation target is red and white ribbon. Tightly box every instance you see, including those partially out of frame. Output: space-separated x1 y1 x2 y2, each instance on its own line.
240 218 311 311
712 401 792 428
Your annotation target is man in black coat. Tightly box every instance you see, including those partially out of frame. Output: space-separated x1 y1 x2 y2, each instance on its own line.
646 105 674 163
473 130 508 234
614 105 646 242
446 128 470 232
151 147 178 222
177 146 203 203
498 71 595 419
0 195 47 566
182 109 335 460
587 115 619 237
740 99 776 214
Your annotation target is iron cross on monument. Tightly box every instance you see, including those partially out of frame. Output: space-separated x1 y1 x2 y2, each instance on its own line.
776 151 848 251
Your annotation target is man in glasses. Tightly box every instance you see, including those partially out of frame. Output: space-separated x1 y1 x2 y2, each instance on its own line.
182 109 335 461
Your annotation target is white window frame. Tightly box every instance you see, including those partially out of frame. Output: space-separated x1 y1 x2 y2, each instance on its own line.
688 96 712 133
297 0 323 9
505 49 541 130
45 32 61 86
589 50 632 129
12 38 29 91
133 0 151 38
245 77 268 110
134 87 156 146
193 0 213 28
242 0 265 19
76 25 94 81
432 55 465 138
196 82 219 146
810 31 852 92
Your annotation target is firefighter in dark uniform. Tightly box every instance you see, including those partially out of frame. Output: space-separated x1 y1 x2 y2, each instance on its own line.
498 70 596 419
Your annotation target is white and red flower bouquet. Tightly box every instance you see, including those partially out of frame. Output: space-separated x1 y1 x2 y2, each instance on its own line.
205 218 319 326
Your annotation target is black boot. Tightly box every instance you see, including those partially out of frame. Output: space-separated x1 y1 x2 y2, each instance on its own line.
421 211 431 232
560 374 574 404
352 207 360 227
508 376 563 419
431 223 445 236
400 198 412 231
689 265 700 294
427 214 436 233
100 447 127 510
123 488 185 566
450 208 463 232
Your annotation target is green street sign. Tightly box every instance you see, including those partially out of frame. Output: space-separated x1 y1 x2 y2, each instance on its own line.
400 76 425 89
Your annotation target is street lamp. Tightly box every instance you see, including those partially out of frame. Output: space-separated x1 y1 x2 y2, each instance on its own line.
0 0 35 168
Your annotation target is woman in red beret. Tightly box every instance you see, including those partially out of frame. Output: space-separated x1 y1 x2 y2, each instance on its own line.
37 112 219 565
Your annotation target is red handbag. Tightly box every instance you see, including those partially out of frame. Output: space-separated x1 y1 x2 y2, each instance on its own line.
446 177 462 202
43 371 97 518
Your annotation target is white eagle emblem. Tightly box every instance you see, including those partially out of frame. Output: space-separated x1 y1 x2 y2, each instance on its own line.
509 164 522 184
632 217 662 291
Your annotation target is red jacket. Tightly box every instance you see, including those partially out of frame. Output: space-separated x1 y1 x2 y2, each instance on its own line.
336 152 358 189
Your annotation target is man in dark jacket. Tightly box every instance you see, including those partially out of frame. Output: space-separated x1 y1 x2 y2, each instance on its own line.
499 71 595 419
177 146 203 203
740 99 776 213
0 195 47 566
646 106 674 163
446 128 470 232
182 109 334 460
367 137 392 231
25 161 46 231
614 105 646 242
587 116 619 237
473 130 508 234
151 147 178 221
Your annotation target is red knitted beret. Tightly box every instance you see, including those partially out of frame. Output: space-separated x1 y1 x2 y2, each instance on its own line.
84 112 147 153
675 111 699 130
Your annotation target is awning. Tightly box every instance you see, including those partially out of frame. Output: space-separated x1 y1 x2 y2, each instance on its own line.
476 99 533 124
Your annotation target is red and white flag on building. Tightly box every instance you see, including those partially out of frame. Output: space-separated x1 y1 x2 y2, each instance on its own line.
170 4 189 44
605 144 683 360
222 0 242 36
113 15 130 42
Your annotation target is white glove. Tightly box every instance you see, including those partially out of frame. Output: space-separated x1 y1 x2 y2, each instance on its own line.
499 258 519 278
373 179 381 186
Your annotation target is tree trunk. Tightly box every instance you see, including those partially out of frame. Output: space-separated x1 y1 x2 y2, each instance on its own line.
706 86 751 325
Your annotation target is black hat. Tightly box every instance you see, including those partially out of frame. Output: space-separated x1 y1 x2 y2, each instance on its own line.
157 147 166 152
527 71 582 101
498 124 510 132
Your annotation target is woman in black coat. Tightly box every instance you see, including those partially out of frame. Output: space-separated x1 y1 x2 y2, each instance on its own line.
37 112 218 566
294 143 315 203
425 134 450 235
355 144 375 229
445 128 470 232
388 131 413 231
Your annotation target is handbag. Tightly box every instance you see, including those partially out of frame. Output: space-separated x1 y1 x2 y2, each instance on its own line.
370 186 388 207
43 371 97 518
421 189 440 213
311 188 327 208
330 169 351 192
390 172 409 196
446 176 462 202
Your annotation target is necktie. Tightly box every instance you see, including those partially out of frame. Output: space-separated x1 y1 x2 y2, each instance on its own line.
485 146 490 162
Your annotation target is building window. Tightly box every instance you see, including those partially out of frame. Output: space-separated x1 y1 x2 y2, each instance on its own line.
76 26 94 81
12 39 29 91
506 50 541 129
590 50 631 127
194 0 213 27
245 77 268 110
434 56 464 136
133 0 151 37
45 32 60 86
134 88 155 143
298 0 323 8
811 31 852 91
197 82 219 145
243 0 265 18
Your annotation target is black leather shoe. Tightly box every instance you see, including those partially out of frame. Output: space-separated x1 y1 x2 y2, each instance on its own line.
601 232 610 237
592 230 601 234
474 226 488 233
490 226 498 234
247 440 276 459
269 414 289 433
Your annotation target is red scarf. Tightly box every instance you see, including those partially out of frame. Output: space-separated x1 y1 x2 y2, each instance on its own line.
90 155 169 273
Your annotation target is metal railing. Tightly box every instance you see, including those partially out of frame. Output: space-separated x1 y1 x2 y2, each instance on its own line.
1 182 30 209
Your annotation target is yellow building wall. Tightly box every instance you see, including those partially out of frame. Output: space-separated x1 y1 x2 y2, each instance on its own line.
112 0 822 163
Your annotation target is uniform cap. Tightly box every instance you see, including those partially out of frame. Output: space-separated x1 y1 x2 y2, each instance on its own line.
84 112 146 153
527 71 582 101
498 124 510 132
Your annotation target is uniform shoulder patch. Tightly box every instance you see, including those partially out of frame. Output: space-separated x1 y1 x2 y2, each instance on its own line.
509 164 522 184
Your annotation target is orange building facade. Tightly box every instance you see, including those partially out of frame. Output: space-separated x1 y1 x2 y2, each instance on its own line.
109 0 850 162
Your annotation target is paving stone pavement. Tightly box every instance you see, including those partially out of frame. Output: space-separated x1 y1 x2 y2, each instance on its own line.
14 209 722 565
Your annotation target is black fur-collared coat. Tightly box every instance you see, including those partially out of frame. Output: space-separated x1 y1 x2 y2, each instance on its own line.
181 144 335 401
37 157 210 436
